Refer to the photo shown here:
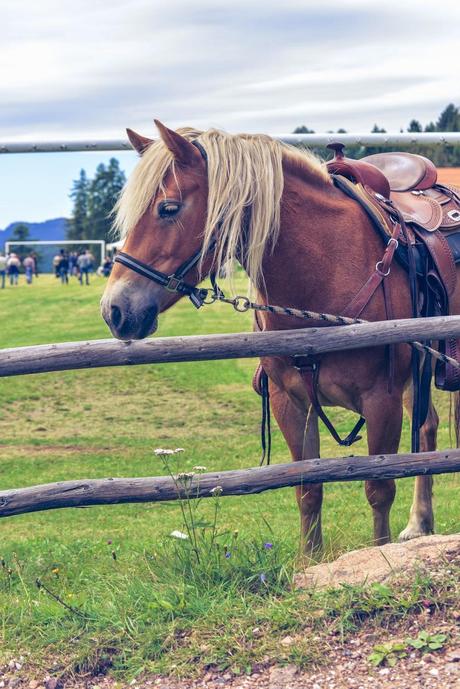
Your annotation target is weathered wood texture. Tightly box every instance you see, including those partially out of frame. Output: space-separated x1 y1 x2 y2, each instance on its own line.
2 316 460 377
1 450 459 518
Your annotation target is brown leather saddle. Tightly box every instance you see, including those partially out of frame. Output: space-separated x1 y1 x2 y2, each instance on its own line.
327 144 460 234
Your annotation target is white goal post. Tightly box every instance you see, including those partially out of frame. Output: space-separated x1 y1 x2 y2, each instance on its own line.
5 239 106 261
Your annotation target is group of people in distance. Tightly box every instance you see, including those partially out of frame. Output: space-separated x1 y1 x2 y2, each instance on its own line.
54 249 93 285
0 248 114 288
0 251 36 287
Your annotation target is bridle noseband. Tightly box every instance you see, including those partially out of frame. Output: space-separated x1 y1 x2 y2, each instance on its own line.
114 139 216 309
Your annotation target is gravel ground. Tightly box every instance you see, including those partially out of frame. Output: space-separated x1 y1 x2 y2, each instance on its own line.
2 609 458 689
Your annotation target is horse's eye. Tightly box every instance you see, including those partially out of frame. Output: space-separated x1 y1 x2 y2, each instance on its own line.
158 201 181 218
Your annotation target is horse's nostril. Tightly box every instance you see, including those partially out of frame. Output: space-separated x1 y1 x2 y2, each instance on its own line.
111 304 123 329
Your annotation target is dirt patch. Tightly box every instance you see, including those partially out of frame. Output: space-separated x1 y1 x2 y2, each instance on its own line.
437 168 460 186
294 534 460 589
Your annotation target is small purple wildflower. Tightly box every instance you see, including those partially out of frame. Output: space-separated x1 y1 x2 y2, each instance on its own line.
107 540 112 545
225 551 231 559
260 573 267 584
263 542 273 549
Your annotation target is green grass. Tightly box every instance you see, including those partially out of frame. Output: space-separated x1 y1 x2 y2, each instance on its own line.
0 273 458 680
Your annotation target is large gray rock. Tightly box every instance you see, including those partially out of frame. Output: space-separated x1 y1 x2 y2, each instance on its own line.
294 534 460 589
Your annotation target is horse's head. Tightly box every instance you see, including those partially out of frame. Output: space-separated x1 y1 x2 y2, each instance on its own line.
101 121 209 340
102 122 289 340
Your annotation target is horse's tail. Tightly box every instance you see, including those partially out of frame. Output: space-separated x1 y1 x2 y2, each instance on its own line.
453 392 460 447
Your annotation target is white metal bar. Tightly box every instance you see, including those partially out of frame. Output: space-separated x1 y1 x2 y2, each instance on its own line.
0 140 133 154
5 240 105 245
1 133 460 154
7 239 105 246
5 240 106 256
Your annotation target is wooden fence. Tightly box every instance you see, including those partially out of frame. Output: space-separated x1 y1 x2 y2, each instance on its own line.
2 315 460 518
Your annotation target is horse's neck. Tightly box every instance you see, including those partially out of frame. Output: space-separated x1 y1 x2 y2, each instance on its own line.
257 166 382 316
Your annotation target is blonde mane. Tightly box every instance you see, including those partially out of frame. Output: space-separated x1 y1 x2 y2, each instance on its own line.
114 127 330 288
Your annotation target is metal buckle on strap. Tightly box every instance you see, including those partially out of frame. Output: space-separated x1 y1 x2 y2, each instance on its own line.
387 237 399 249
165 275 182 292
376 260 391 277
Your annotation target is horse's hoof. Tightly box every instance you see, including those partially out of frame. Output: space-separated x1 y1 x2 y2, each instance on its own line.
398 525 433 542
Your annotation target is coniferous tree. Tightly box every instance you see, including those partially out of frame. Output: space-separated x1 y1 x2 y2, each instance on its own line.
408 119 422 132
10 223 30 242
9 223 33 261
293 125 315 134
67 169 89 240
86 159 126 242
67 159 126 243
436 103 460 131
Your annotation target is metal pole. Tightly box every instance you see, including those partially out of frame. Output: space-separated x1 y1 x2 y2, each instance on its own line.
2 133 460 154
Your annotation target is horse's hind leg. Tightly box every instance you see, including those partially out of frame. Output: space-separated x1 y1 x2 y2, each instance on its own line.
269 381 323 555
399 391 438 541
363 391 403 544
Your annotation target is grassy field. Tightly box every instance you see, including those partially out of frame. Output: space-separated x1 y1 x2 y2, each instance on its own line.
0 274 458 680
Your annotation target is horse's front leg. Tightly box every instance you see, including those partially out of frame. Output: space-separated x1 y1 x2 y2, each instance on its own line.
362 389 404 544
399 391 438 541
268 378 323 555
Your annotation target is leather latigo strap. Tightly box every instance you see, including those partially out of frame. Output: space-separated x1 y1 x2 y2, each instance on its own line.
412 226 457 298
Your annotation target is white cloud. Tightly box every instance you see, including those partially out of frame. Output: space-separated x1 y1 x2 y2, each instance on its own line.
1 0 460 139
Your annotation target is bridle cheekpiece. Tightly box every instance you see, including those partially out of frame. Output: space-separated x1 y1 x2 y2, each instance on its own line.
114 140 217 308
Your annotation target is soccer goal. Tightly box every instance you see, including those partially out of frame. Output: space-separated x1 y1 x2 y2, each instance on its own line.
4 240 106 273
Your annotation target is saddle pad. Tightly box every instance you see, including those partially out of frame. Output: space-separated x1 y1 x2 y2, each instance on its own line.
390 191 443 231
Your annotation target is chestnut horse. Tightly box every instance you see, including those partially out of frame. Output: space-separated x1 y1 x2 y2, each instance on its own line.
101 121 457 554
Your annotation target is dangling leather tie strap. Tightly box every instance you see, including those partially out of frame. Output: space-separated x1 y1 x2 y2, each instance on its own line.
259 369 272 465
295 357 365 447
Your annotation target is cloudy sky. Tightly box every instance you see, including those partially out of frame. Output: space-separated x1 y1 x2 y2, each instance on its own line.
1 0 460 228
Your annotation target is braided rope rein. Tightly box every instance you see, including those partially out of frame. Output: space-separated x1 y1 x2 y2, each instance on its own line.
212 294 460 370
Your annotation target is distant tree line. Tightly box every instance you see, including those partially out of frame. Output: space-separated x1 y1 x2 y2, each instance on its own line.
294 103 460 165
65 103 460 242
67 159 126 242
5 223 36 261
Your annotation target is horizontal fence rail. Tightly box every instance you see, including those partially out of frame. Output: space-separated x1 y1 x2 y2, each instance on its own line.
1 450 459 518
2 133 460 154
2 316 460 378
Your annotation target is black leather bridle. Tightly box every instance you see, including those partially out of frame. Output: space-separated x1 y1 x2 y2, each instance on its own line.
114 238 217 308
113 140 216 309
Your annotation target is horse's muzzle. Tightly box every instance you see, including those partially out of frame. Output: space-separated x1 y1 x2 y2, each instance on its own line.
100 286 159 340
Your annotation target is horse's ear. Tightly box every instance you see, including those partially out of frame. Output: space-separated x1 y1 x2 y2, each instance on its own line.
154 119 198 165
126 128 152 155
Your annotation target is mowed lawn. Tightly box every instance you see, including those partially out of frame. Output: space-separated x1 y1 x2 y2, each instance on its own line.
0 273 458 677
